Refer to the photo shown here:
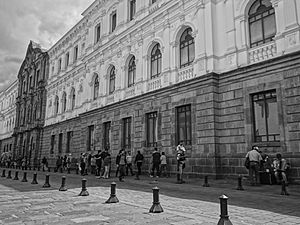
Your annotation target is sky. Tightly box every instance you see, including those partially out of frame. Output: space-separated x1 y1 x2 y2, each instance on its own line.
0 0 94 92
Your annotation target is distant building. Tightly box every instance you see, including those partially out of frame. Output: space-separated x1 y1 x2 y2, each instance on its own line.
0 81 17 157
13 41 49 168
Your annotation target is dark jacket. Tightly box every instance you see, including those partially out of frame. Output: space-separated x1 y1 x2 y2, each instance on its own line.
152 152 161 164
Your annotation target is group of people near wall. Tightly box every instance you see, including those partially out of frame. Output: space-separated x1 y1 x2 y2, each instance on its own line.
245 145 290 186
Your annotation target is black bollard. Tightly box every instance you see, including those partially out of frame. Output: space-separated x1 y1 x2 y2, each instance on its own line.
135 172 140 180
78 179 89 196
42 174 51 188
6 170 12 179
1 169 6 177
280 181 289 196
59 176 68 191
60 167 63 173
13 171 19 180
105 182 119 203
149 187 163 213
203 175 210 187
237 176 244 191
21 172 28 182
217 195 233 225
31 173 38 184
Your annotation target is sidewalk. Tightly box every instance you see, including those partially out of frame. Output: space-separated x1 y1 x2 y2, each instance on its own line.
0 168 300 224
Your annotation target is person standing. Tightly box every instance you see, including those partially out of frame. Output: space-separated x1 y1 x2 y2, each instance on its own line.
176 141 186 183
151 148 161 178
160 152 168 177
115 150 122 177
95 150 102 177
245 146 262 186
126 151 134 176
42 156 48 172
273 153 288 184
134 150 144 176
80 153 87 176
118 149 127 182
102 153 111 179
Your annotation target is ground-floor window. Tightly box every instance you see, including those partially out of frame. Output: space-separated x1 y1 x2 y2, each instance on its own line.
176 105 192 145
146 112 158 147
87 125 95 151
252 90 280 142
50 135 55 154
103 122 111 150
122 117 131 149
66 131 73 153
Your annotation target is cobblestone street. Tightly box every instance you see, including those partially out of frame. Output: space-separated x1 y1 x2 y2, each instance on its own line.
0 169 299 224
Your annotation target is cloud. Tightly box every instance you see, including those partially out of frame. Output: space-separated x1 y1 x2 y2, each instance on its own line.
0 0 94 92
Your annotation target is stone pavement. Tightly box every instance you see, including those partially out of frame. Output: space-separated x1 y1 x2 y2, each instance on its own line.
0 169 300 225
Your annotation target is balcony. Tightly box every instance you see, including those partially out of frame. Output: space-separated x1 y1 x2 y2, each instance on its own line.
148 76 162 92
177 66 195 83
248 42 277 64
106 94 115 104
125 86 135 99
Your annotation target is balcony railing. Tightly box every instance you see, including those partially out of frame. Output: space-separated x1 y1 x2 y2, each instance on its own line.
248 42 277 64
125 86 135 99
148 76 162 92
177 66 195 83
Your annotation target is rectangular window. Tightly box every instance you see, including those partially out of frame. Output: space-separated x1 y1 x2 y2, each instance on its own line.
65 52 69 68
58 133 63 153
36 69 40 86
103 122 111 150
29 76 32 89
50 135 55 154
252 90 280 142
74 45 78 61
122 117 131 149
66 131 73 153
87 125 95 151
146 112 158 147
111 11 117 32
58 58 62 72
176 105 192 145
95 24 101 43
129 0 136 21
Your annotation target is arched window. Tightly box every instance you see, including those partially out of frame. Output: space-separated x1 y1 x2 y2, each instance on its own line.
128 56 136 87
248 0 276 47
71 88 76 110
94 75 99 100
151 44 162 78
109 66 116 94
180 27 195 68
55 96 59 115
62 92 67 112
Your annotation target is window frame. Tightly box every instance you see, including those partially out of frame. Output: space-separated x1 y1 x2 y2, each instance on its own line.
103 121 111 150
176 104 192 145
111 11 117 33
128 56 136 87
150 43 162 79
50 135 55 154
62 92 67 113
129 0 136 21
94 75 99 100
54 96 59 115
146 112 158 147
71 88 76 110
179 28 195 68
58 133 63 154
74 45 78 61
122 117 132 149
109 67 116 94
66 131 73 153
95 23 101 43
87 125 95 151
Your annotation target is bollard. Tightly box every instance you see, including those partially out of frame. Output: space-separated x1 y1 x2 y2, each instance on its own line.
217 195 233 225
135 173 140 180
203 175 210 187
1 169 6 177
236 176 244 191
59 176 68 191
280 181 289 196
105 182 119 203
31 173 38 184
149 187 163 213
6 170 12 179
78 179 89 196
21 172 28 182
60 167 63 173
13 171 19 180
42 174 51 188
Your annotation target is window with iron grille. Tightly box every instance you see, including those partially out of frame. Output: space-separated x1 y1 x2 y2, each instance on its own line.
122 117 131 149
146 112 158 147
103 122 111 150
248 0 276 47
252 90 280 142
176 105 191 145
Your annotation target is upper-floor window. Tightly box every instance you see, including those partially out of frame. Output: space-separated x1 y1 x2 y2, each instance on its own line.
58 58 62 72
50 135 55 154
65 52 70 68
129 0 136 21
151 43 162 78
71 87 76 110
146 112 158 147
111 11 117 32
54 96 59 115
151 0 157 4
51 66 54 75
248 0 276 48
74 45 78 61
36 69 40 86
252 90 279 142
62 92 67 113
95 24 101 43
109 66 116 94
180 27 195 68
94 75 99 100
176 105 191 145
128 56 136 87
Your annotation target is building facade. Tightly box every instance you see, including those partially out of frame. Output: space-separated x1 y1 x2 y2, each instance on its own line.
13 41 49 168
0 81 18 157
41 0 300 178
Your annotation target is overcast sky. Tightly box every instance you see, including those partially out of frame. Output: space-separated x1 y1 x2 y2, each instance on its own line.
0 0 94 92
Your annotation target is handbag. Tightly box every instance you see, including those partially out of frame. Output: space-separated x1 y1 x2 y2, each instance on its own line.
244 157 250 169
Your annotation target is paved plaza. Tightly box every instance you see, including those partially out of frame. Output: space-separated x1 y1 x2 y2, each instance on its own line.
0 169 299 225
